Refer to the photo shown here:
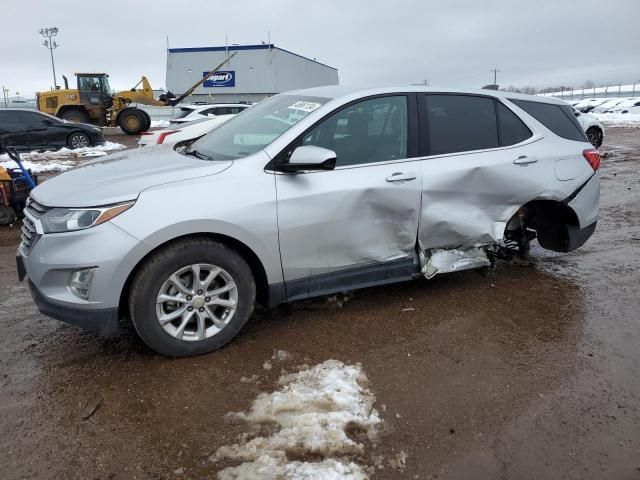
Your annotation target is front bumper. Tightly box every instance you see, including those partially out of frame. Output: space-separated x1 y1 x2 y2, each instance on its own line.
28 280 121 336
18 220 146 336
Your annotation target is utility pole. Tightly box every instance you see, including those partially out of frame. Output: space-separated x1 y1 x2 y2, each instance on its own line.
490 68 501 85
39 27 59 89
2 86 9 108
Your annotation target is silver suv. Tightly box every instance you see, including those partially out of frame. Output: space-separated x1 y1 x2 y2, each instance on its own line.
16 86 600 356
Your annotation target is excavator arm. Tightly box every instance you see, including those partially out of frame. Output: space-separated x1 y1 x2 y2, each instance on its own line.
112 52 238 109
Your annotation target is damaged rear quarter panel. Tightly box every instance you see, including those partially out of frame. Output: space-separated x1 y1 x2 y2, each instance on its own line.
417 139 579 251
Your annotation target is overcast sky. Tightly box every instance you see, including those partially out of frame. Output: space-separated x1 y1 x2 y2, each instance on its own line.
1 0 638 97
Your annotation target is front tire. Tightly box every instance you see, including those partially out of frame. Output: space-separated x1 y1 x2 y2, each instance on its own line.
68 132 91 149
117 108 146 135
128 238 256 357
586 127 603 148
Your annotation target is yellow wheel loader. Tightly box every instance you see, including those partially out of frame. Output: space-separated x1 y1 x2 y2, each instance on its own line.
36 53 237 135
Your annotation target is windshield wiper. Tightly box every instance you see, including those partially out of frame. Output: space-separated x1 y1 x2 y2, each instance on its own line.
184 149 213 161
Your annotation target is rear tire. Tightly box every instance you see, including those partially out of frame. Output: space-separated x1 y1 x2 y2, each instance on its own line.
586 127 603 148
117 108 146 135
60 108 89 124
67 132 91 149
128 238 256 357
0 206 17 226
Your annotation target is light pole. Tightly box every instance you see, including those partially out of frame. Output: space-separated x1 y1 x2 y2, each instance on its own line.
39 27 59 89
490 68 501 86
2 86 9 108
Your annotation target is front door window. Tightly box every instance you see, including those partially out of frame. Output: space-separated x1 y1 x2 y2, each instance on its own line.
301 96 408 167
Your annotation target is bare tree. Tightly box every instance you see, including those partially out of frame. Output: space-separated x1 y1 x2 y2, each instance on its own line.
521 86 539 95
582 80 595 89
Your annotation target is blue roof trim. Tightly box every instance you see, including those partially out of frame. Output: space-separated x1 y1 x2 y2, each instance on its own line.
168 44 273 53
168 44 337 71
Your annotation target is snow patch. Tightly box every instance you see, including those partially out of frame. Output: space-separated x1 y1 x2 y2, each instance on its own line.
150 120 170 128
591 113 640 128
212 360 381 479
0 142 126 173
217 456 368 480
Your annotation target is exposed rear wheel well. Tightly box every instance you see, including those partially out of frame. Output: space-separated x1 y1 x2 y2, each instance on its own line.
118 233 270 320
507 200 579 253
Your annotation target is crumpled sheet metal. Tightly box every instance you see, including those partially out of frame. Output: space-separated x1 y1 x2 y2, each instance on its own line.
421 247 491 279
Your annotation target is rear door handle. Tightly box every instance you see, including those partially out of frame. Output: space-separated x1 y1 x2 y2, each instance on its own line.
513 155 538 165
386 172 417 183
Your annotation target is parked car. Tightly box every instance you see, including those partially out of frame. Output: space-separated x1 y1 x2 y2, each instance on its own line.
17 87 600 357
0 109 103 153
609 98 640 114
591 98 628 114
573 109 605 147
138 115 235 146
170 103 250 124
574 98 609 113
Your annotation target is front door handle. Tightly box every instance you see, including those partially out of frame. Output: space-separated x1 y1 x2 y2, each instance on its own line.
386 172 417 183
513 156 538 165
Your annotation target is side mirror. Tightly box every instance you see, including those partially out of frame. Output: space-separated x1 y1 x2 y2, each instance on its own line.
280 145 337 173
43 119 53 126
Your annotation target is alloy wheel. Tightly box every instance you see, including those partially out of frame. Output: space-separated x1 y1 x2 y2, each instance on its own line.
70 134 89 148
155 263 238 341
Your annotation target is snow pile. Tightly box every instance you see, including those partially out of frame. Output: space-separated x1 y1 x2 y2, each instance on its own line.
212 360 381 479
592 113 640 127
0 141 126 173
150 120 170 128
217 456 367 480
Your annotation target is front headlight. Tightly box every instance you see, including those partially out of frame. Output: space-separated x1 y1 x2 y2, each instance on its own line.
41 202 134 233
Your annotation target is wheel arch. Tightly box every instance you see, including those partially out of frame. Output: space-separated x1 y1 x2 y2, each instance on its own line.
505 198 580 252
118 232 271 320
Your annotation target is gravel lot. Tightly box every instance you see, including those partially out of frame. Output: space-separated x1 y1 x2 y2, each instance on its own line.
1 128 639 479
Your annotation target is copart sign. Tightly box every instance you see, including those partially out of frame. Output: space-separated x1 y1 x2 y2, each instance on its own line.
203 71 236 88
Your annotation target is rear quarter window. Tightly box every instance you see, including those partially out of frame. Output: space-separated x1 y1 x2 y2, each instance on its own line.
497 102 532 146
510 99 587 142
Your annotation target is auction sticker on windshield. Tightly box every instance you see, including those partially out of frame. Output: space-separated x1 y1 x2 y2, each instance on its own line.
288 101 322 113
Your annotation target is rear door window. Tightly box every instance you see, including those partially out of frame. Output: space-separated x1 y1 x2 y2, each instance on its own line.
510 99 587 142
424 94 499 155
497 102 532 146
0 111 22 128
17 111 50 129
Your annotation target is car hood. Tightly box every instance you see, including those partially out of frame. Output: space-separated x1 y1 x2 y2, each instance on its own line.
32 146 233 207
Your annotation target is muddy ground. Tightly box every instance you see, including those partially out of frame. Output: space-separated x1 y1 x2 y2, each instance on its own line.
1 128 639 479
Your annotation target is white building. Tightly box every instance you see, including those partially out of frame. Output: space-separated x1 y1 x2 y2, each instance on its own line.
166 44 339 104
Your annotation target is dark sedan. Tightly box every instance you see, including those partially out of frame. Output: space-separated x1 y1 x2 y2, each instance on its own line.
0 109 104 153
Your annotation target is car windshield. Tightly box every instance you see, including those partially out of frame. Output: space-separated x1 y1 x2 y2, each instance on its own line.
186 95 329 160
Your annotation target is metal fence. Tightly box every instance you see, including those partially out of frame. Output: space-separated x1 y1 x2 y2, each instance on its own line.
0 101 180 121
540 83 640 100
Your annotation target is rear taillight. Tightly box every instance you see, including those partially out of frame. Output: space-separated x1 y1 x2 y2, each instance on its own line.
156 131 178 144
583 149 601 171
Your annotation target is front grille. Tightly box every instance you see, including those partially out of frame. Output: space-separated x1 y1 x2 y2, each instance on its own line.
19 197 49 256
